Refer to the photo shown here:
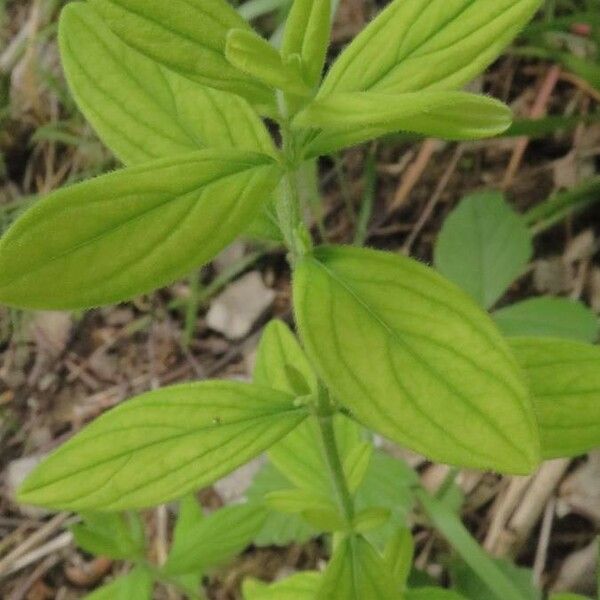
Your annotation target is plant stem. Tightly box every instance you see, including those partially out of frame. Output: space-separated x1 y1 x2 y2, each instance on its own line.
314 395 355 524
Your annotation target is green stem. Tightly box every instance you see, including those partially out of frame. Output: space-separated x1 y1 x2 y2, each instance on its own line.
314 396 355 524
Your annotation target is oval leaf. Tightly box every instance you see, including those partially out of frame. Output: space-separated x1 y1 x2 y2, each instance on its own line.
434 191 532 309
59 4 275 166
319 0 542 96
89 0 274 109
294 246 540 474
510 337 600 459
0 150 281 309
18 381 306 510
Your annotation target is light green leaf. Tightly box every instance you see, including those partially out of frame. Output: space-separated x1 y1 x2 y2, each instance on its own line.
59 4 276 167
242 572 321 600
352 507 391 533
384 527 414 589
354 452 416 550
18 381 306 511
417 489 533 600
316 535 398 600
88 0 274 110
319 0 542 96
0 151 281 309
254 319 317 396
294 246 540 474
265 488 335 514
493 298 598 342
510 337 600 459
246 463 317 547
72 512 145 560
434 192 532 309
167 495 204 568
226 29 310 96
164 503 266 574
343 441 373 494
83 567 153 600
408 589 469 600
296 92 511 156
281 0 331 86
254 319 362 495
302 507 347 532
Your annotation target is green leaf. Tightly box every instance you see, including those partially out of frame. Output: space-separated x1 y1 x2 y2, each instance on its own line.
246 463 317 546
254 319 362 495
281 0 331 86
225 29 310 96
294 246 540 474
265 488 335 514
72 512 145 560
354 452 416 550
417 489 532 600
83 567 153 600
18 381 307 510
316 535 398 600
384 527 414 589
352 507 391 533
59 4 276 167
164 503 266 574
319 0 542 96
88 0 274 110
254 319 318 396
302 507 347 532
343 441 373 494
434 192 532 309
407 589 469 600
167 495 204 567
242 572 321 600
450 558 541 600
0 151 281 309
296 92 512 157
493 298 598 342
510 337 600 459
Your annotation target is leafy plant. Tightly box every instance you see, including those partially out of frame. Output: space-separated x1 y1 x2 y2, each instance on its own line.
3 0 599 597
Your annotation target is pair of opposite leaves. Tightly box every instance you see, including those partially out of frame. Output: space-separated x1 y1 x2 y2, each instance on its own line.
19 246 600 511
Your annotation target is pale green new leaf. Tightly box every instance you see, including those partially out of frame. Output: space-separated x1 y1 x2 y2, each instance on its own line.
493 297 598 342
167 495 204 568
352 507 391 533
296 92 512 157
242 572 321 600
510 337 600 459
316 535 398 600
246 463 317 547
319 0 542 96
254 319 317 395
281 0 331 86
343 441 373 494
164 503 266 574
434 192 532 309
226 29 310 96
254 319 362 494
294 246 540 474
384 527 414 589
72 512 145 560
83 567 153 600
18 381 306 511
0 151 281 309
88 0 274 109
59 4 275 167
265 488 335 514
